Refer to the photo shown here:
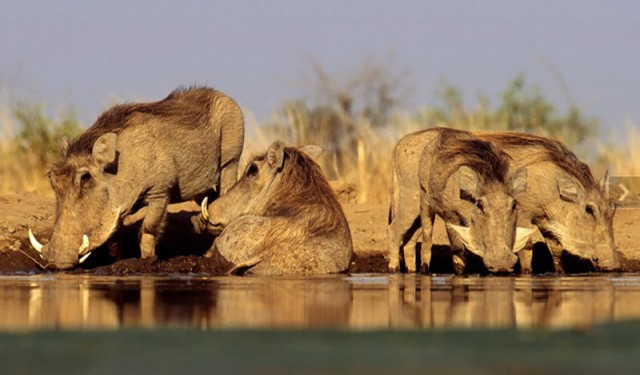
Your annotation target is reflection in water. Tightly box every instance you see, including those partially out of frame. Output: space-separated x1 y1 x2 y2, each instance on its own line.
1 274 640 331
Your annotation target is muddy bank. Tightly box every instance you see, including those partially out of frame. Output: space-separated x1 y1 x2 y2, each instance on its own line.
1 193 639 275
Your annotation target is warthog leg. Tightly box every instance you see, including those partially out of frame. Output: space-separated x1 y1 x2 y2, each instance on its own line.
139 196 168 258
228 255 262 276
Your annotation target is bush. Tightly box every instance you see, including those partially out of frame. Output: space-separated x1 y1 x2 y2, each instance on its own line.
0 101 82 194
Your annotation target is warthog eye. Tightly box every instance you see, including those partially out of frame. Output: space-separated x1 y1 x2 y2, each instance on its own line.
77 170 93 191
476 199 484 212
511 200 517 211
246 163 259 178
586 204 596 218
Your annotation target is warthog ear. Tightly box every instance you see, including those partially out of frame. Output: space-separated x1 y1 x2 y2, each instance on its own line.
59 136 70 158
92 132 117 166
511 167 528 195
267 141 286 170
557 175 580 203
459 166 478 202
298 145 323 160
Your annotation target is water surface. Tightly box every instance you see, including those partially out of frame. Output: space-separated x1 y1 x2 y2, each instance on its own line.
2 274 640 331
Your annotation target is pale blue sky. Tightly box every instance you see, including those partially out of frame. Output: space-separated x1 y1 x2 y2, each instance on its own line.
1 1 639 132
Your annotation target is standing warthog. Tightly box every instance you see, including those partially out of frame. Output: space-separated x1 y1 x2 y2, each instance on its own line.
479 132 619 272
389 128 619 273
199 141 353 275
28 87 244 270
389 127 530 274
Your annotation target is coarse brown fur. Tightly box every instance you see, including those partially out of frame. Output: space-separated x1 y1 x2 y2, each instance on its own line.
62 86 216 158
203 142 353 275
478 132 598 191
431 128 512 190
263 147 347 238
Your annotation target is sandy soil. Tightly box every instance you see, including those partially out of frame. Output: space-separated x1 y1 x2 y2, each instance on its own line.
0 192 639 274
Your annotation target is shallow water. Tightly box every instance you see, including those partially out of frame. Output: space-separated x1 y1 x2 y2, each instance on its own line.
1 273 640 332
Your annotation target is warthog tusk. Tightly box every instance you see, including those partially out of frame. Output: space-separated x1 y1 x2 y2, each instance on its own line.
78 234 89 255
79 252 91 264
201 197 210 221
28 229 44 255
448 223 483 256
513 227 536 253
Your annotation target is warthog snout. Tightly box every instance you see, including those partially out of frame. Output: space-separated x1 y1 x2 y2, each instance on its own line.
27 229 92 269
199 197 224 232
593 247 621 272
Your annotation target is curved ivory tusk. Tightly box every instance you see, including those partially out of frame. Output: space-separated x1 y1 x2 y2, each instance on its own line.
79 251 91 264
513 227 536 253
28 229 44 254
201 197 210 221
448 223 483 256
78 234 89 255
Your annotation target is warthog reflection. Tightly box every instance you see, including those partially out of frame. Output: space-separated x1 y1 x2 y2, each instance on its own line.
1 275 640 331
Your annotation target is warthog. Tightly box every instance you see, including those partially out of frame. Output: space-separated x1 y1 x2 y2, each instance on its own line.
479 132 620 272
389 128 619 273
28 87 245 269
199 141 353 275
389 127 530 274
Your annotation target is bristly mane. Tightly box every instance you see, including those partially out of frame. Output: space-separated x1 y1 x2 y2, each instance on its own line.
434 128 512 186
263 147 348 237
64 86 217 157
479 132 598 190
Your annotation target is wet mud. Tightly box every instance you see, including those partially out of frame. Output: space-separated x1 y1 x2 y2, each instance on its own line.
1 193 640 275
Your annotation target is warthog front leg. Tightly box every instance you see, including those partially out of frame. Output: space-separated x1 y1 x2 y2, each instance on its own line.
517 250 533 274
219 159 239 196
446 224 467 275
206 215 273 266
545 239 565 274
209 215 313 275
139 196 169 258
388 213 421 273
418 210 436 274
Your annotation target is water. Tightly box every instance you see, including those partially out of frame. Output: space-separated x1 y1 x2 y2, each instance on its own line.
1 273 640 332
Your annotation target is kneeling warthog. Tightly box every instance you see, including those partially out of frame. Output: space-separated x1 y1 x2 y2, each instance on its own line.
199 141 353 275
389 127 530 274
28 87 244 269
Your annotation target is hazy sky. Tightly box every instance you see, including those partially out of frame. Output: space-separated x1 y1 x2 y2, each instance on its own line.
1 1 639 132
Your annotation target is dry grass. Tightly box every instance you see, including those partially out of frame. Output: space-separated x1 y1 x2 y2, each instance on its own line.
598 121 640 176
2 101 639 203
0 103 51 195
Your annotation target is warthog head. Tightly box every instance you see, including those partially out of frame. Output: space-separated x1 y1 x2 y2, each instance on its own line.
201 141 323 230
448 165 532 273
536 173 619 271
29 133 121 270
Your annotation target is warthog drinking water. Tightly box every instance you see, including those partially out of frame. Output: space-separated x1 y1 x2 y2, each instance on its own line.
199 141 353 275
389 127 530 274
28 87 244 269
479 132 619 272
389 128 619 273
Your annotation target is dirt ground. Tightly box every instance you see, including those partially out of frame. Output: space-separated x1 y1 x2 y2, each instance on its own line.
0 192 639 274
